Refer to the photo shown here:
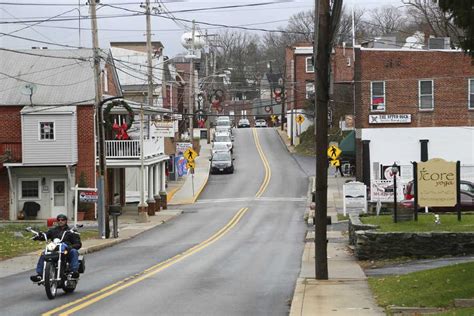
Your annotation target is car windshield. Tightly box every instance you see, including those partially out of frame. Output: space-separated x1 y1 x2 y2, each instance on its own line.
256 119 265 123
216 120 231 126
214 136 231 143
239 119 249 123
213 152 231 161
213 143 227 150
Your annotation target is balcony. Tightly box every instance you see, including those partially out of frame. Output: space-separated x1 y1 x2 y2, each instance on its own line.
104 139 164 160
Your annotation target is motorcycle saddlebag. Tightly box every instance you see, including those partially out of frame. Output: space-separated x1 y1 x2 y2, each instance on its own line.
78 256 85 273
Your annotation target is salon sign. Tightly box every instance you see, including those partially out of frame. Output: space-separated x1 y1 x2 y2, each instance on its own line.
418 158 457 207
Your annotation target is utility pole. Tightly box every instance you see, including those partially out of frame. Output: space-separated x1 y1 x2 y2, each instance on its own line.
137 0 154 222
314 0 329 280
189 20 196 144
90 0 108 238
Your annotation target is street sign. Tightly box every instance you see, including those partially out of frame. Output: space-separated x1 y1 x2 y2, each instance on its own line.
184 148 198 162
79 191 98 203
271 115 277 123
186 161 196 170
327 145 341 160
329 159 340 167
296 114 305 124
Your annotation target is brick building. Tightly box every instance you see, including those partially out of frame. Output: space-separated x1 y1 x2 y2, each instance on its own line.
353 48 474 188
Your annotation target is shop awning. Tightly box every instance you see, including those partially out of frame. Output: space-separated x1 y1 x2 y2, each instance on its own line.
339 130 355 158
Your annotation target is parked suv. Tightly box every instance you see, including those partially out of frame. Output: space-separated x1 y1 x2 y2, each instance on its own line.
400 180 474 212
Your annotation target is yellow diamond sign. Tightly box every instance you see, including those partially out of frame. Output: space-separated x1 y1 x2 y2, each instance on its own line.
296 114 305 124
329 159 340 167
327 145 341 160
184 148 198 162
186 161 196 170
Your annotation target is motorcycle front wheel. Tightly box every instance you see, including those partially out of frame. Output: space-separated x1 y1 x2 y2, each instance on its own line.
44 262 58 299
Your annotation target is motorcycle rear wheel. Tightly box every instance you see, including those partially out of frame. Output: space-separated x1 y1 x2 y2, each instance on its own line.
44 262 58 299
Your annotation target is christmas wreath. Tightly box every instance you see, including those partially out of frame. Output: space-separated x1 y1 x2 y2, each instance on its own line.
103 100 135 140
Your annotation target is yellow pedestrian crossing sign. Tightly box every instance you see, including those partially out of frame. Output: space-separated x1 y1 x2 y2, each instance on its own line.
327 145 341 159
184 148 198 162
271 115 277 123
296 114 305 124
329 159 340 167
186 161 196 170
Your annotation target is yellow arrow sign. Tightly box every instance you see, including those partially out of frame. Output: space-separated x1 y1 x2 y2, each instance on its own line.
296 114 305 124
186 161 196 169
327 145 341 159
329 159 340 167
184 148 198 162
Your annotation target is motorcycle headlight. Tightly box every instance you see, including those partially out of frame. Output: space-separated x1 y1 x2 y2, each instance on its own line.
46 242 58 252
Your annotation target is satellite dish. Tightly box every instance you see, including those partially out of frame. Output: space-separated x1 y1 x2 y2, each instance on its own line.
20 83 37 96
20 83 37 105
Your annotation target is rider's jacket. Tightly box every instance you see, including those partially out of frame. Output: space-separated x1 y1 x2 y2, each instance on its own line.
38 225 82 250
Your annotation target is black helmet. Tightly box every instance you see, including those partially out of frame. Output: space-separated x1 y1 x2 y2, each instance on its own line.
56 214 68 221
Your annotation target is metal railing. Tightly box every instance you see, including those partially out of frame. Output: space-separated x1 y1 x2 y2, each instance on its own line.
104 139 163 159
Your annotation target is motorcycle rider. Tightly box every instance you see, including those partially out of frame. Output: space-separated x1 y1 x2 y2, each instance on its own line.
30 214 82 282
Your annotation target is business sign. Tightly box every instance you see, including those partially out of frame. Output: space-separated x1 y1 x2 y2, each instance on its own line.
371 180 405 202
152 121 175 137
79 191 98 203
369 114 411 124
418 158 457 207
176 142 193 155
343 181 367 216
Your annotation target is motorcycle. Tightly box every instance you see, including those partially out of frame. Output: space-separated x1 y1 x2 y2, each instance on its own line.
26 226 85 299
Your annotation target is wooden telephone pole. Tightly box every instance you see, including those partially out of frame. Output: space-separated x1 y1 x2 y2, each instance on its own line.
314 0 343 280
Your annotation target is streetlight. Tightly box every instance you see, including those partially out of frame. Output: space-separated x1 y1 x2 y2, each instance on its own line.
391 162 399 223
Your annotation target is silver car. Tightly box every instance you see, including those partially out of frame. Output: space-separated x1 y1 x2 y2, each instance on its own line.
213 134 233 153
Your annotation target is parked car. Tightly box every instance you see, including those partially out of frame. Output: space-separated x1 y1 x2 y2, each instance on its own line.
400 180 474 212
211 142 231 155
215 119 233 135
213 134 233 153
255 119 267 128
210 151 234 174
238 118 250 128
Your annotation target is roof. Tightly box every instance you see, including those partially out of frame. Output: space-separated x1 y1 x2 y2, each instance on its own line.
21 105 77 115
0 49 98 106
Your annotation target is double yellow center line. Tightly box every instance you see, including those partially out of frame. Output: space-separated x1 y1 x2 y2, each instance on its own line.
253 128 271 197
44 207 250 316
44 128 271 315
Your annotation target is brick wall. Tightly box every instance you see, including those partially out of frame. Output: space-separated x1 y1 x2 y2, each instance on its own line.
355 49 474 129
0 106 22 219
76 106 96 191
285 44 315 111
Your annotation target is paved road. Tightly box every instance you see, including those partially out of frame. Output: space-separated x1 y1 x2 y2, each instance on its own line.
0 128 309 316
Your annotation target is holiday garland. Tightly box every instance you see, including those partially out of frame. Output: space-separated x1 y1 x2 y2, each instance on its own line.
103 100 135 131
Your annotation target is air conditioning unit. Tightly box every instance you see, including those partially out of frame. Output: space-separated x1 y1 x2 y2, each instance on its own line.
428 37 450 50
347 57 351 67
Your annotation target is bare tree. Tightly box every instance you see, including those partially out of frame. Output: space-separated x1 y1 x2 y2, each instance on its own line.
403 0 463 47
368 6 409 35
334 7 366 45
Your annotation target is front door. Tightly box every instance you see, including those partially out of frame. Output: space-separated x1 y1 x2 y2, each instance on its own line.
51 179 67 218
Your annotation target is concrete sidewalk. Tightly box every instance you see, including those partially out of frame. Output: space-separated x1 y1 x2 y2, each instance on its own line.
168 139 211 205
275 128 384 315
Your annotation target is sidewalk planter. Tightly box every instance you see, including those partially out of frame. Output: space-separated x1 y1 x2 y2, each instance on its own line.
349 215 474 260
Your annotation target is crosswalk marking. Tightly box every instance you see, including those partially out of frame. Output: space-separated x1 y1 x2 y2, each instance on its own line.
195 197 307 204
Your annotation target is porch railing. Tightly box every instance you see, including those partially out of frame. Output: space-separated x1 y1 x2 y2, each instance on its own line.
104 139 164 159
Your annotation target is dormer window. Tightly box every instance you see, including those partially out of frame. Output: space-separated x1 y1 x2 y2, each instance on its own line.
39 122 54 140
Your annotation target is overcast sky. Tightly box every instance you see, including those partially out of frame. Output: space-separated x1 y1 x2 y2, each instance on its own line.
1 0 404 56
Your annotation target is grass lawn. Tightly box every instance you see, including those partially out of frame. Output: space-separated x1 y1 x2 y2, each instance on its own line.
369 261 474 312
360 214 474 232
0 224 98 260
